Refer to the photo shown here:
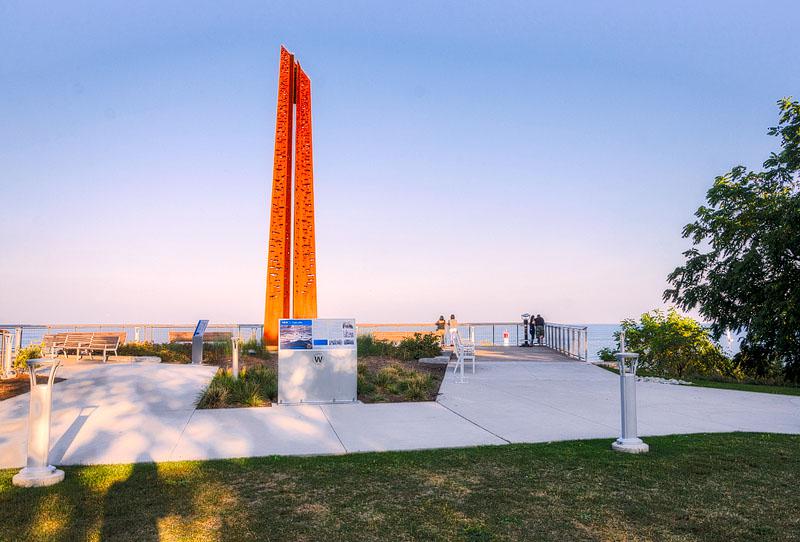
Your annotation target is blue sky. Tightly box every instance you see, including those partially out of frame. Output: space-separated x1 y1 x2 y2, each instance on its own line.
1 1 798 324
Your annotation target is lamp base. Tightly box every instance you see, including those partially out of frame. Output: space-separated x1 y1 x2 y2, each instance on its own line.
12 466 64 487
612 437 649 454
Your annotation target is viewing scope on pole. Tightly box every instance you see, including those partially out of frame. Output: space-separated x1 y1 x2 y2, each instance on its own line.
520 313 531 347
13 358 65 487
612 352 649 454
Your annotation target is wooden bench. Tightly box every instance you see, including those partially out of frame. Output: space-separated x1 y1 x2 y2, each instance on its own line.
168 331 232 344
41 334 66 357
371 331 437 344
42 332 125 362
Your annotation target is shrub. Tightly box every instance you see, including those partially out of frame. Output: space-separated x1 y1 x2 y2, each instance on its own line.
203 341 231 365
617 309 740 378
14 344 42 373
118 342 191 363
357 334 394 357
240 338 271 360
357 333 442 360
395 333 442 361
596 347 617 362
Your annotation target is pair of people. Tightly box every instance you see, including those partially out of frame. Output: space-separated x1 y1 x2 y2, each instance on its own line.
530 314 545 345
436 314 458 346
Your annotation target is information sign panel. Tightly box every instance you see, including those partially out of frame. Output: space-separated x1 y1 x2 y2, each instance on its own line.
278 318 357 404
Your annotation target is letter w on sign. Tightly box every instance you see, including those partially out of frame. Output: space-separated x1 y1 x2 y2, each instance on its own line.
313 354 324 364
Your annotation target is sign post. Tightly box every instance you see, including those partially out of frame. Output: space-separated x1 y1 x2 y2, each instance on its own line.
192 320 209 365
278 318 357 404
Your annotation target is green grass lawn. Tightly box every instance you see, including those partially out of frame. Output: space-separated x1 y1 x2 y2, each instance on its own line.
596 364 800 396
685 377 800 396
1 433 798 541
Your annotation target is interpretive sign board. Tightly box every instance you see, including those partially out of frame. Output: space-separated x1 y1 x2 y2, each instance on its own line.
192 319 209 365
278 318 357 404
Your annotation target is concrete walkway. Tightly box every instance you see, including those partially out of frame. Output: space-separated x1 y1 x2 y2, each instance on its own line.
1 356 798 468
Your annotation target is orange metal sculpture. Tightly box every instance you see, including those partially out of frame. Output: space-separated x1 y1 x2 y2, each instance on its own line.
264 47 318 346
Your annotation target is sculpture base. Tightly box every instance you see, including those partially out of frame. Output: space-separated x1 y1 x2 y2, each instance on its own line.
12 466 64 487
612 437 649 454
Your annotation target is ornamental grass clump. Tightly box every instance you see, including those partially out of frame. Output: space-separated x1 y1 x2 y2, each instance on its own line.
359 362 435 402
197 366 277 409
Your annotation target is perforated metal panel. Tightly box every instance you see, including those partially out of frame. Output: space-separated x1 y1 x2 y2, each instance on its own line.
292 65 317 319
264 46 304 346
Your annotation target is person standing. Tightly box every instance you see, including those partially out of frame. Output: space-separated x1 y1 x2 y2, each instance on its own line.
448 314 458 345
435 315 446 345
534 314 545 345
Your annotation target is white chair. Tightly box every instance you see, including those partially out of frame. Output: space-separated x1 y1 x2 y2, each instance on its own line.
451 329 476 376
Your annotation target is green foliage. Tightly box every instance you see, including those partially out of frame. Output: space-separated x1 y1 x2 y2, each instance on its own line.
665 97 800 382
596 347 617 362
356 334 395 357
117 342 191 363
202 341 231 365
357 362 437 402
14 344 42 373
240 338 270 360
616 309 738 378
118 341 243 364
395 333 442 361
197 366 277 408
357 333 442 360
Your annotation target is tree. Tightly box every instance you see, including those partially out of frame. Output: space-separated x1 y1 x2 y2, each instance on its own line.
664 98 800 382
614 309 735 378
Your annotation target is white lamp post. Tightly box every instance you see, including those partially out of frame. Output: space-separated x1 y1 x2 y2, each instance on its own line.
231 336 241 380
612 352 649 454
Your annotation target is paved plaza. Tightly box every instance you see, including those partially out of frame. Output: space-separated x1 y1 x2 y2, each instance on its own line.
1 353 798 467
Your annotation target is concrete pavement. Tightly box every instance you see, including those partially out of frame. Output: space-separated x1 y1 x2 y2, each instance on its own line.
0 355 798 468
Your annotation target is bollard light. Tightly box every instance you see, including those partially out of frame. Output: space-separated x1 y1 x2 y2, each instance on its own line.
231 336 241 380
612 352 649 453
13 358 65 487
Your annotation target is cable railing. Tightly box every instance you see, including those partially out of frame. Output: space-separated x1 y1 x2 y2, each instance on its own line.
1 321 590 361
0 324 265 349
357 321 589 361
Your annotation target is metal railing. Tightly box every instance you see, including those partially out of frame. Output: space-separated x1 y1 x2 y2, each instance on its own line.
544 323 589 361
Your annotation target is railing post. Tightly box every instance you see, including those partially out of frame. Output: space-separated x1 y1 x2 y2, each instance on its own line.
569 328 578 358
584 328 589 361
569 329 573 357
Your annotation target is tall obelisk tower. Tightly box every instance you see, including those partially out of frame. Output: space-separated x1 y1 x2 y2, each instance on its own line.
264 46 317 347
